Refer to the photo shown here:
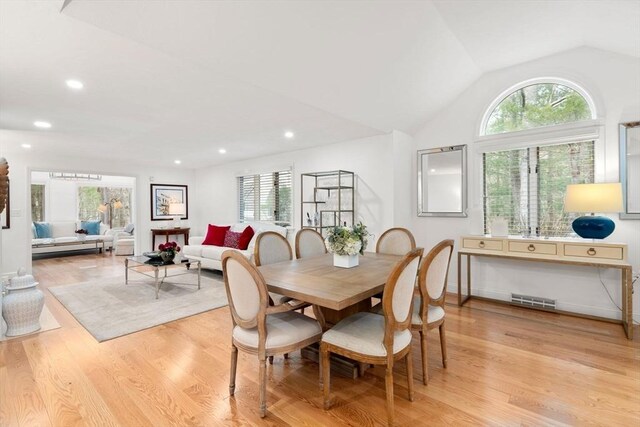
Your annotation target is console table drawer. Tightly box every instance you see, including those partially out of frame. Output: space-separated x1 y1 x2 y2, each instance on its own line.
508 241 557 255
462 238 503 251
564 244 623 261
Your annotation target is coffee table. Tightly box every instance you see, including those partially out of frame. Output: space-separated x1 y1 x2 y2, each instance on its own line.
125 256 201 299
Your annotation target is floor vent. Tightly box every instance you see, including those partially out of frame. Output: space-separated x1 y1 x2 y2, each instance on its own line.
511 293 556 310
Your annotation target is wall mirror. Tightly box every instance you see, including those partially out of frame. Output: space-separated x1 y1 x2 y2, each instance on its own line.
620 121 640 219
417 144 467 217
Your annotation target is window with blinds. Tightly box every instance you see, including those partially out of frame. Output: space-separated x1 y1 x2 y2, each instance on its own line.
238 170 292 226
483 140 594 237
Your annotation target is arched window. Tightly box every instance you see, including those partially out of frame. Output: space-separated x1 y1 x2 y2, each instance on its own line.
482 81 595 136
479 79 597 237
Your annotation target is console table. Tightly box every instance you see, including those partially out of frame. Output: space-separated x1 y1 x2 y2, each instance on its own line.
457 236 633 340
151 227 190 250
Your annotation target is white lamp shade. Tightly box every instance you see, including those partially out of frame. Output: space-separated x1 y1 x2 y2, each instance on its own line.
113 200 123 209
97 204 107 213
564 183 623 213
169 203 186 215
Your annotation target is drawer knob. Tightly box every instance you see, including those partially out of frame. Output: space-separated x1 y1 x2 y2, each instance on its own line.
587 247 597 256
527 244 536 252
478 241 485 248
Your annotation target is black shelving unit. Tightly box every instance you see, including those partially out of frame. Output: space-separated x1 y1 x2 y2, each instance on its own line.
300 170 355 236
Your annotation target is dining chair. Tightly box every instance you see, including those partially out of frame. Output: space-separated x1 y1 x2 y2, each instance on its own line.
295 228 327 259
413 239 454 385
222 250 323 418
376 227 416 255
320 247 423 426
254 231 294 305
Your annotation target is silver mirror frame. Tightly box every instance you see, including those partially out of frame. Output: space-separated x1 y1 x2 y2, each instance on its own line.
619 121 640 219
417 144 467 217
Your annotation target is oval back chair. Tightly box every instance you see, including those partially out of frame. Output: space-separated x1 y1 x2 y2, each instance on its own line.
295 228 327 259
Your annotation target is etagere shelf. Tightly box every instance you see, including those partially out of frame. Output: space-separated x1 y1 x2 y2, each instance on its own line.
300 170 355 236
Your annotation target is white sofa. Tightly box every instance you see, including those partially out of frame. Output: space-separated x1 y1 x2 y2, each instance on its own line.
183 222 290 271
31 221 115 255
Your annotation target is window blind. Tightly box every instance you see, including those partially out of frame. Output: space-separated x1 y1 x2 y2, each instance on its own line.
483 140 594 237
238 170 292 226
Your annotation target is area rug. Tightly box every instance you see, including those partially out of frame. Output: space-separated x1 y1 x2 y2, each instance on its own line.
49 271 228 342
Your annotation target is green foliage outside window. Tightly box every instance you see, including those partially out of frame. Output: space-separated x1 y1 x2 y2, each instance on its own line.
31 184 45 222
78 187 132 228
486 83 592 135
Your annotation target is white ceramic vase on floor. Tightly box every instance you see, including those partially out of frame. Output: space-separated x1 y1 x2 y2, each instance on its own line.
2 272 44 337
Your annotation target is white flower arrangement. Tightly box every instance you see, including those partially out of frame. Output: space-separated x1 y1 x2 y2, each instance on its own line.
324 223 369 256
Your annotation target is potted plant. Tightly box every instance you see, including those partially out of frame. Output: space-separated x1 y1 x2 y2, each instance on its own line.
325 222 369 268
74 228 88 241
158 241 181 263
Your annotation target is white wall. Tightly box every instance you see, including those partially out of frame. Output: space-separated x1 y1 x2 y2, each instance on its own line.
412 47 640 321
194 133 410 244
0 145 196 273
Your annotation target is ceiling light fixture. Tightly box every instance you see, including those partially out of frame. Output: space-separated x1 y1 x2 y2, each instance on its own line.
174 160 181 165
21 144 32 149
65 79 84 90
219 148 227 154
33 121 52 129
284 131 294 139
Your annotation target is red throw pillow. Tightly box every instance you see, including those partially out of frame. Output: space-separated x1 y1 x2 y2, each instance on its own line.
238 226 255 250
202 224 230 246
223 231 242 249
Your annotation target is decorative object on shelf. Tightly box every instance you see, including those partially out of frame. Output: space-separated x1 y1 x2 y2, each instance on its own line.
325 222 369 268
564 183 623 239
0 158 9 229
301 170 355 236
150 184 189 221
75 228 88 241
98 198 123 229
490 217 508 237
417 144 467 217
158 241 181 263
2 267 45 337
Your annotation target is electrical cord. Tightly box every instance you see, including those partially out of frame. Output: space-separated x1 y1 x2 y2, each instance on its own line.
598 268 640 325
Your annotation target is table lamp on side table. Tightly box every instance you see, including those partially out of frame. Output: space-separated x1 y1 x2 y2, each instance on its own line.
564 183 623 239
169 203 186 229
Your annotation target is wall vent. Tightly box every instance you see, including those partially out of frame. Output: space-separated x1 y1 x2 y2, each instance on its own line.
511 293 556 310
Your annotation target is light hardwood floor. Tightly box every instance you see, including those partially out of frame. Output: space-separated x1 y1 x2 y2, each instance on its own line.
1 253 639 426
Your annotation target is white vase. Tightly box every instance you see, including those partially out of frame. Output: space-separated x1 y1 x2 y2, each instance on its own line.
333 253 359 268
2 282 44 337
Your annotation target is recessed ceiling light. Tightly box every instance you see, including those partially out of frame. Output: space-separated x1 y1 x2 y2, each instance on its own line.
219 148 227 154
174 160 181 165
21 144 31 149
65 79 84 90
284 131 294 139
33 121 52 129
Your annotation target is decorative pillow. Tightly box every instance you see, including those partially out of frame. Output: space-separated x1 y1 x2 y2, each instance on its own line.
34 222 51 239
202 224 230 246
124 223 135 234
237 226 255 250
223 231 242 249
81 220 101 235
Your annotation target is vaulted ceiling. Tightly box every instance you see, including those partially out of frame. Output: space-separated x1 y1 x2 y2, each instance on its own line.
1 0 638 168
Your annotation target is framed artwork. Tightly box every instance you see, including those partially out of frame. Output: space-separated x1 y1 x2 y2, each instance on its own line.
1 179 9 229
150 184 188 221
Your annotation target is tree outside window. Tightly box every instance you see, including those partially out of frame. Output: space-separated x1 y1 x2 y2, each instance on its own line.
31 184 45 221
78 187 132 228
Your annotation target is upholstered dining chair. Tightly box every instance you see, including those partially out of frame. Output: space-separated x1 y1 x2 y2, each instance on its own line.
320 247 423 426
254 231 294 306
413 239 454 385
376 227 416 256
222 250 323 418
295 228 327 259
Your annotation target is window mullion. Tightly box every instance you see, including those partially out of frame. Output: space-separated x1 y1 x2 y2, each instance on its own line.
529 147 539 236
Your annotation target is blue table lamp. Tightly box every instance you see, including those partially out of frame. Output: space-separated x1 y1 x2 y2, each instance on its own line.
564 183 623 239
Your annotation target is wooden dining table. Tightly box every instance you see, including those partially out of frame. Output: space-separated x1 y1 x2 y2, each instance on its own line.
258 252 401 328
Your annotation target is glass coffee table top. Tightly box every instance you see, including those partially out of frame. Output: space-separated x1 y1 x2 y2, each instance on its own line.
127 255 191 267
